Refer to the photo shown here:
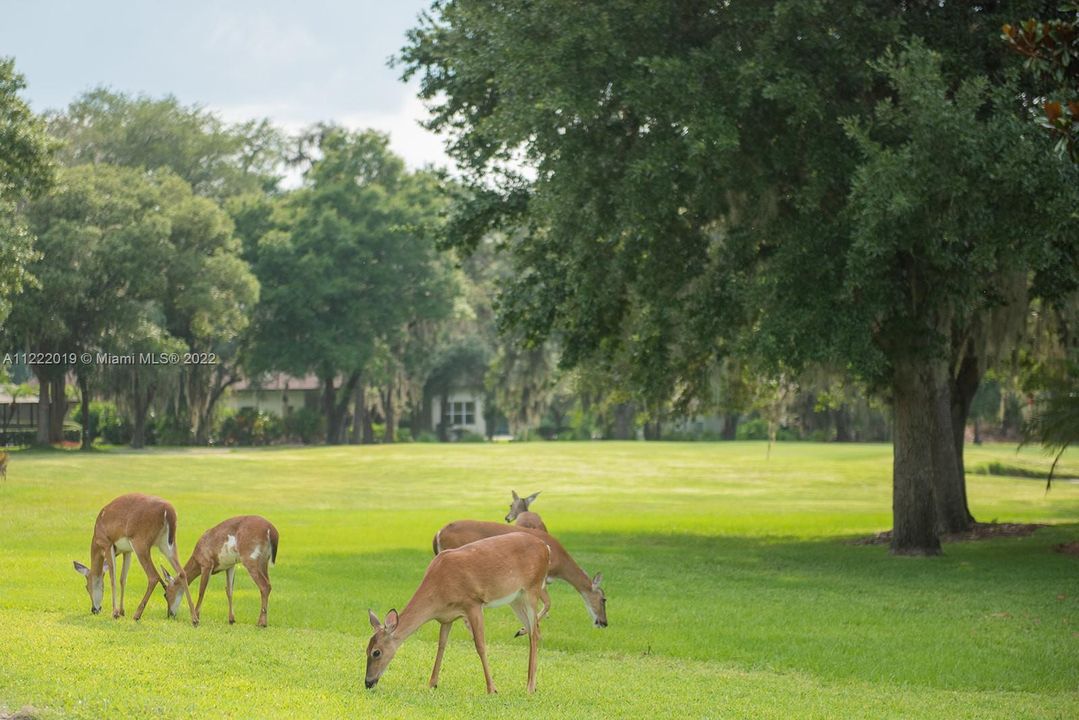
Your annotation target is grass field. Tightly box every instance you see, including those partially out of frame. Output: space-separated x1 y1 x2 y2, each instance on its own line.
0 441 1077 719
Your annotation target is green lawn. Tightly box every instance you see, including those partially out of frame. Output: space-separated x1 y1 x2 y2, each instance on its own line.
0 442 1076 719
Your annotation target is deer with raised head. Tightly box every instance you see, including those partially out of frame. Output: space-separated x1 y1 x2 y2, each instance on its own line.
163 515 278 627
365 532 550 694
505 490 547 531
72 493 197 624
0 451 8 481
433 520 607 631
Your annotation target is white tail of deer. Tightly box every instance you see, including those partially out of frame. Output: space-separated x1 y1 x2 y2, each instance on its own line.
434 520 607 630
72 493 197 625
506 490 547 531
164 515 279 627
365 532 550 694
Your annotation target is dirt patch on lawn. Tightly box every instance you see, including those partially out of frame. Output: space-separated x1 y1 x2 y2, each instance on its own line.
852 522 1048 546
0 708 41 720
1053 541 1079 556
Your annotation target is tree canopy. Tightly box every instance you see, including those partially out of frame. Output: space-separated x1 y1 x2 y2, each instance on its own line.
400 0 1079 553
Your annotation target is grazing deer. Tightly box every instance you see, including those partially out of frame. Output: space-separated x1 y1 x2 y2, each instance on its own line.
366 532 550 694
434 520 607 630
0 451 7 481
72 493 197 624
163 515 279 627
505 490 547 531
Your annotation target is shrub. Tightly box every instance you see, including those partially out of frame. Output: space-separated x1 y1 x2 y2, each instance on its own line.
395 427 413 443
219 408 283 446
453 429 486 443
72 401 131 445
736 418 769 440
283 407 324 445
414 431 439 443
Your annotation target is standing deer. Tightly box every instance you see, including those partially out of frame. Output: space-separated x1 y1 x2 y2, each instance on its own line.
72 493 197 624
505 490 547 531
163 515 279 627
0 451 8 481
433 520 607 630
365 532 550 694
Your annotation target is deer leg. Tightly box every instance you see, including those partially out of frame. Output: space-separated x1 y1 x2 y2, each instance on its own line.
465 606 496 694
194 565 211 624
164 548 197 626
131 548 161 621
516 586 550 637
428 621 452 688
243 558 271 627
511 597 540 692
117 552 131 617
224 566 236 624
107 545 120 618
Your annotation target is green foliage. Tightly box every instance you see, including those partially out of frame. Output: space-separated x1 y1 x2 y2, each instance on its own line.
843 40 1078 382
1003 3 1079 161
47 88 285 199
71 401 129 446
218 407 283 446
282 407 325 445
0 57 54 327
399 0 1075 398
249 127 454 386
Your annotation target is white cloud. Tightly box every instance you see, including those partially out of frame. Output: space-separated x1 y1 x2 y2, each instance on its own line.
211 88 455 188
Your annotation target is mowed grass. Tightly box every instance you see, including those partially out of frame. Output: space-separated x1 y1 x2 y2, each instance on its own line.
0 442 1077 719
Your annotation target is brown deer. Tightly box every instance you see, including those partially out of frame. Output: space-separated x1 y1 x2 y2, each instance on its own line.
0 451 8 481
505 490 547 531
163 515 279 627
434 520 606 630
365 532 550 694
72 493 197 624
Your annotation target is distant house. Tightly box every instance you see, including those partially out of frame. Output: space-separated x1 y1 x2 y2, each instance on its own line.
223 373 322 417
432 388 488 439
0 388 39 444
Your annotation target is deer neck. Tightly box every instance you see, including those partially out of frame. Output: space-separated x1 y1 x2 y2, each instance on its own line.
392 589 442 643
551 546 593 595
88 543 108 580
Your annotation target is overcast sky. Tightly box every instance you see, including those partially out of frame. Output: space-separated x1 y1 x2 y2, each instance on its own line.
0 0 451 172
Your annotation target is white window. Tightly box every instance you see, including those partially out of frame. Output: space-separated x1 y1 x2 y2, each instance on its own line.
447 400 476 426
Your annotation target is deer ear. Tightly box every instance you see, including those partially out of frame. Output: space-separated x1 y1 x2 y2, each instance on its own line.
368 609 381 630
525 491 540 506
511 490 520 501
160 565 173 586
592 572 603 590
385 609 399 632
73 561 90 577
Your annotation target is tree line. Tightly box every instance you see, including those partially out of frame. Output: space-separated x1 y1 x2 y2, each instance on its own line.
1 1 1076 557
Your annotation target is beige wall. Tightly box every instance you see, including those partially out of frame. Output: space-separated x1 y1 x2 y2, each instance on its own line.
432 390 486 438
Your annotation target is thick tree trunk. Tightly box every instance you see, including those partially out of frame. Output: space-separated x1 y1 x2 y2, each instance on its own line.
130 384 149 450
350 384 364 444
323 372 361 445
35 371 50 446
611 402 636 440
382 375 396 444
79 373 92 451
929 361 972 534
834 406 852 442
721 412 738 440
49 375 65 443
891 360 943 556
438 390 450 442
949 353 981 525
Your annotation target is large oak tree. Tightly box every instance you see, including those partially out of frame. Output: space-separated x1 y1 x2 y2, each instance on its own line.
400 0 1079 553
